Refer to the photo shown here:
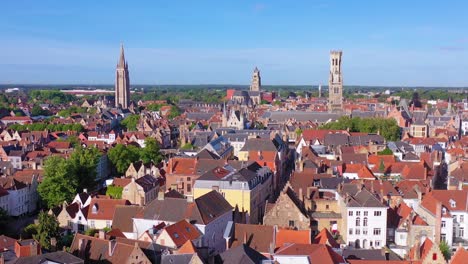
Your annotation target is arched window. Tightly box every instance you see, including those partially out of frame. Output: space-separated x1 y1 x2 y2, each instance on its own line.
363 217 368 227
356 217 360 226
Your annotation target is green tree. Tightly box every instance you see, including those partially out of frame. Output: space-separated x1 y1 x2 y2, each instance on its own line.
0 208 9 232
181 143 194 150
38 156 77 208
378 148 393 155
31 105 49 116
84 228 98 237
34 211 60 250
108 144 140 174
121 114 140 131
439 240 451 261
22 223 38 239
68 146 101 192
168 106 181 119
140 137 162 164
106 186 123 199
379 159 386 174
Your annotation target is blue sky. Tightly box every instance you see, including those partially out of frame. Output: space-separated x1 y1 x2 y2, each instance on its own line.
0 0 467 86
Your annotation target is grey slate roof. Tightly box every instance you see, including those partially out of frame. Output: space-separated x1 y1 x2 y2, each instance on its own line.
13 251 84 264
262 111 342 123
217 244 267 264
137 190 232 225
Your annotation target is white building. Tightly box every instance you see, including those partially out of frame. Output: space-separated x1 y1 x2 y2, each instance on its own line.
341 186 388 249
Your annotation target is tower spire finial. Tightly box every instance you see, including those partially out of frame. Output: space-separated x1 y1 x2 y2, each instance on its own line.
118 44 126 68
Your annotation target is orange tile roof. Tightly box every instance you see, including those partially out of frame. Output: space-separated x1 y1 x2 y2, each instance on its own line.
163 220 201 248
313 228 340 248
177 240 197 254
275 229 311 249
275 243 345 264
450 247 468 264
368 155 395 165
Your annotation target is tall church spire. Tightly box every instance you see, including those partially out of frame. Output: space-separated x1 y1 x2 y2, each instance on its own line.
118 44 126 68
115 44 130 109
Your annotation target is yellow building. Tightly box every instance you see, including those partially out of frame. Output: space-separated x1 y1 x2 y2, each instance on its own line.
193 161 272 224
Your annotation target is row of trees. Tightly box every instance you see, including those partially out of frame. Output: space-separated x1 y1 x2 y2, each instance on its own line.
29 90 76 105
8 123 84 132
108 138 163 174
38 147 101 208
319 116 401 141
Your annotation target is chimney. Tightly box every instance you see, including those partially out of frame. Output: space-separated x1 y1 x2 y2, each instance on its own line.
434 201 442 244
243 232 247 244
50 237 57 252
187 195 194 203
0 253 4 264
108 240 116 257
83 188 88 193
157 191 164 200
30 241 38 256
99 230 106 239
78 238 86 257
298 188 303 202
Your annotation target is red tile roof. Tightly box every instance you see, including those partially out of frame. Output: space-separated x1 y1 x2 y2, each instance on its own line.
275 229 311 249
163 220 202 248
313 228 340 248
275 243 345 264
450 247 468 264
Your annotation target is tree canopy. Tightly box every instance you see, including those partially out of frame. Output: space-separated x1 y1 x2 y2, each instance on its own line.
120 114 140 131
319 116 401 141
38 156 77 208
108 144 141 174
34 211 61 250
108 140 163 175
38 147 102 208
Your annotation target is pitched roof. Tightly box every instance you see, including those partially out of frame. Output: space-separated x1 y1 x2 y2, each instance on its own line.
162 220 201 248
112 205 143 233
136 190 232 225
313 228 340 248
231 223 274 253
177 240 197 254
275 243 345 264
275 229 311 249
87 198 131 220
450 247 468 264
218 244 267 264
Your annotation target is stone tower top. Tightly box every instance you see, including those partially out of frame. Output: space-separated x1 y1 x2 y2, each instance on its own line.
328 50 343 112
250 67 261 92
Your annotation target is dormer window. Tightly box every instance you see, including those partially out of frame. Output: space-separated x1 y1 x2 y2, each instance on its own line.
92 204 98 214
442 207 447 215
450 199 456 208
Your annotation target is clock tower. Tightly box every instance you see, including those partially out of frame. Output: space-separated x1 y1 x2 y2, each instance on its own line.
328 50 343 112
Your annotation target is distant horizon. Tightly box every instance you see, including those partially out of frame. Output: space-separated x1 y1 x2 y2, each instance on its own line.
1 83 467 89
1 1 467 86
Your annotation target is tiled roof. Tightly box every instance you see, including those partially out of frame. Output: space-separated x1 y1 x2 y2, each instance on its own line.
275 229 311 249
87 198 131 220
136 190 232 225
219 244 267 264
275 243 345 264
112 205 143 233
450 247 468 264
313 228 340 248
162 220 201 248
231 224 274 253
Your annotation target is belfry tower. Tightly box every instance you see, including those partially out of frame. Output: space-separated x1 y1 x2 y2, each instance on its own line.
250 67 261 92
328 50 343 112
115 44 130 109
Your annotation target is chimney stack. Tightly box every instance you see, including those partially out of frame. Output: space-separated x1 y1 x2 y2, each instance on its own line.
157 191 164 201
108 240 116 257
99 230 106 240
